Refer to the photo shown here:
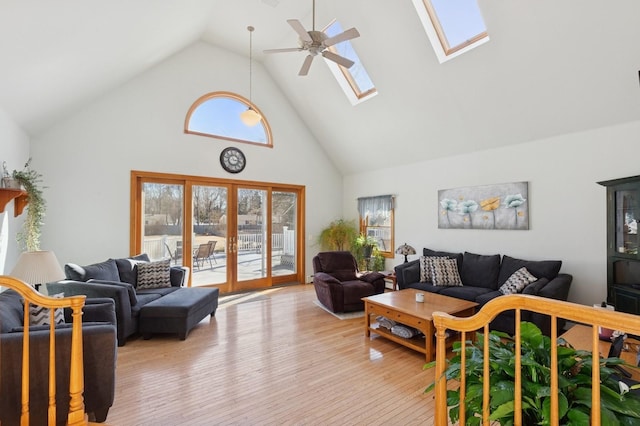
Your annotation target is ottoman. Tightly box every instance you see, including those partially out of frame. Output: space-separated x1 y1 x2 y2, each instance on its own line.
139 287 219 340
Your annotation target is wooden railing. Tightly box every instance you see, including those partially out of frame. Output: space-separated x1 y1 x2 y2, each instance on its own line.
0 275 88 426
432 294 640 425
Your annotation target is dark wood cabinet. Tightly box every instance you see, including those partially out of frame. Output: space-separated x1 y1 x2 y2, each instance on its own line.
598 175 640 314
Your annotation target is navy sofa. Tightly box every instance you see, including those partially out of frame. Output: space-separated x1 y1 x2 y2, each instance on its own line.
394 248 573 335
47 254 218 346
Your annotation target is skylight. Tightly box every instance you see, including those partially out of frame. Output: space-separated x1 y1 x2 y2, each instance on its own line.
324 20 377 104
412 0 489 63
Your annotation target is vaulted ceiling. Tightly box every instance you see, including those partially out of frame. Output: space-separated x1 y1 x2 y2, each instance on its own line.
1 0 639 174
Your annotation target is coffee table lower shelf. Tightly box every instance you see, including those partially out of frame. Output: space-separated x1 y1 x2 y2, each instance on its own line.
368 323 429 355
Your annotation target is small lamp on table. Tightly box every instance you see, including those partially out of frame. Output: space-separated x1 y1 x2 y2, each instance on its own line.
395 243 416 263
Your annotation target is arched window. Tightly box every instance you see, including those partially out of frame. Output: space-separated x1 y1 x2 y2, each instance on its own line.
184 91 272 147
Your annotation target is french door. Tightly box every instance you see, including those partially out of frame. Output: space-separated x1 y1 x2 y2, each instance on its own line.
131 171 305 293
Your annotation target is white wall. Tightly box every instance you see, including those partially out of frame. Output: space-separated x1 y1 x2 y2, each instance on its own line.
0 106 29 274
344 120 640 306
30 41 342 278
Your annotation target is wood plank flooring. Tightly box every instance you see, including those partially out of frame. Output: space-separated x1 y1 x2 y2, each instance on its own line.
103 285 438 425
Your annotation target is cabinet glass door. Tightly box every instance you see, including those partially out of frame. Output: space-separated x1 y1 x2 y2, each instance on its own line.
615 189 638 255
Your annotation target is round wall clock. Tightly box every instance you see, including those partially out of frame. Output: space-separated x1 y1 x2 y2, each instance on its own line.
220 147 246 174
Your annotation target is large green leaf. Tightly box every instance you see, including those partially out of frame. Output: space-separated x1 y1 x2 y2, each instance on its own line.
490 380 516 406
541 393 569 423
489 400 515 420
566 406 590 425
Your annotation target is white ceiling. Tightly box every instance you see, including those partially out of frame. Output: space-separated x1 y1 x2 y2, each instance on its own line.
1 0 639 174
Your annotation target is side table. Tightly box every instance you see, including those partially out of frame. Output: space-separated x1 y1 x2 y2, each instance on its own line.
382 272 397 291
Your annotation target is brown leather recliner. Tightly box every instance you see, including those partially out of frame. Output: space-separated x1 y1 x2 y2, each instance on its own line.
312 251 386 313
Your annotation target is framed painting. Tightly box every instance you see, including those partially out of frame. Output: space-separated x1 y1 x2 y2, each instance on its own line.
438 182 529 230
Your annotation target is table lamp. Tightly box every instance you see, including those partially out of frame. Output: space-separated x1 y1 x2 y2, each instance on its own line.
395 243 416 263
10 250 65 291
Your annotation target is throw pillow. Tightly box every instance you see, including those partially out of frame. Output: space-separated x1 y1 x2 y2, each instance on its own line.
499 267 538 295
498 255 561 286
29 293 65 326
429 257 463 287
461 252 501 289
64 259 120 282
419 256 440 283
423 248 464 275
136 259 172 290
115 253 151 286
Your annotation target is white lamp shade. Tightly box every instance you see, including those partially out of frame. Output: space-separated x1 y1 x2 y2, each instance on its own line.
240 108 262 126
10 250 65 286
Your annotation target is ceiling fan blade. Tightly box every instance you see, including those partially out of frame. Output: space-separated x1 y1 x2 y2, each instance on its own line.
263 47 303 54
321 50 355 69
323 27 360 47
287 19 312 43
299 54 314 76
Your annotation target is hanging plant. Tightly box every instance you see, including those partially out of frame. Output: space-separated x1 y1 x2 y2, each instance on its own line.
10 158 46 252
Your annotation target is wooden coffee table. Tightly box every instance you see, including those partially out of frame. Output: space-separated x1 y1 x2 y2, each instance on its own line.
363 288 478 362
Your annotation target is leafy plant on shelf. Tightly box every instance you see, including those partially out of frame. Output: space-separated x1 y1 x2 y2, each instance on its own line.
425 322 640 425
11 158 46 252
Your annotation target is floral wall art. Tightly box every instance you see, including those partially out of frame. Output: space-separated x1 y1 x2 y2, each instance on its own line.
438 182 529 230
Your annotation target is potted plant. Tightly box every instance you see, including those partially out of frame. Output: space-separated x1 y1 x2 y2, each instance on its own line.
317 219 358 251
352 233 385 271
9 158 46 252
1 161 21 189
425 322 640 424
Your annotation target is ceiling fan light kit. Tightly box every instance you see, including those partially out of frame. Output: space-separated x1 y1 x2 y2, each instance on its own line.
263 0 360 76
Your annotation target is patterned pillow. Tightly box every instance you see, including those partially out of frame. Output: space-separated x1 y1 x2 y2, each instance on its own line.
136 259 172 290
29 292 65 326
429 257 463 287
419 256 439 283
499 267 538 295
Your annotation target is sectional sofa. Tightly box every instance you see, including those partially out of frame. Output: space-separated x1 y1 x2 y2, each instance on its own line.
394 248 573 335
47 254 219 346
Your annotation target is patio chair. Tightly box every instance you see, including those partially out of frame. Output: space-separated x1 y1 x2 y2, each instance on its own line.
164 242 182 265
207 240 218 264
193 243 214 270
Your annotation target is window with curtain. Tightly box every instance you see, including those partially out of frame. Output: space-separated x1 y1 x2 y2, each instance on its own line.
357 195 394 258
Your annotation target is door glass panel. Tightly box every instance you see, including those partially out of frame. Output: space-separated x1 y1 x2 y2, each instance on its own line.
142 183 184 262
192 185 228 286
272 191 297 276
237 189 267 281
616 190 638 255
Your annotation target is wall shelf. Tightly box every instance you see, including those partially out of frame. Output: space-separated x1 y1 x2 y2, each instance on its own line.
0 188 28 217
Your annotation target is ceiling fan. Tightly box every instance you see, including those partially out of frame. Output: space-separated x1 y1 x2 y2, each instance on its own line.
263 0 360 76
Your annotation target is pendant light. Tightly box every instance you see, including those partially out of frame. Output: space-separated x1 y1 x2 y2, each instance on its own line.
240 25 262 127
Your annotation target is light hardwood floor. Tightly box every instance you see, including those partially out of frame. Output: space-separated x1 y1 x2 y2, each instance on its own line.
103 285 437 425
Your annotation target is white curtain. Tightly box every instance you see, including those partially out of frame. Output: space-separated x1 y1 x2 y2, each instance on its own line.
357 195 394 217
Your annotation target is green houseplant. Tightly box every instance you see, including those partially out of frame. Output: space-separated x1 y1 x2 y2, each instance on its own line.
9 158 46 252
317 219 358 251
352 233 385 272
425 322 640 425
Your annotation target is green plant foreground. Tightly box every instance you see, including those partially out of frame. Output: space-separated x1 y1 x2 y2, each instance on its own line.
425 322 640 425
